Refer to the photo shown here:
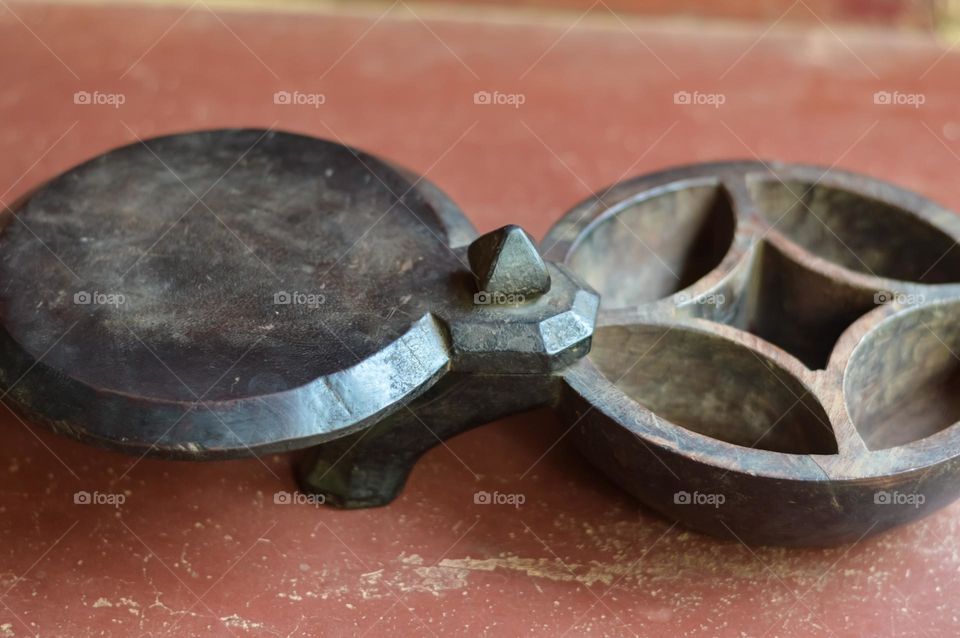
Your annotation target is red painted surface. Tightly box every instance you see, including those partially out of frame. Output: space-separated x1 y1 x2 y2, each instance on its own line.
1 2 959 636
418 0 935 30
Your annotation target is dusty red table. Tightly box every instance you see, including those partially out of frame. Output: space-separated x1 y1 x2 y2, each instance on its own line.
1 2 959 636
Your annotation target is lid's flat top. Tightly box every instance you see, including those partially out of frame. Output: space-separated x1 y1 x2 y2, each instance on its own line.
0 129 461 402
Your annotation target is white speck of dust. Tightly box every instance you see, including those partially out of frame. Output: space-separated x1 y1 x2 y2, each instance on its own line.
221 615 265 631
